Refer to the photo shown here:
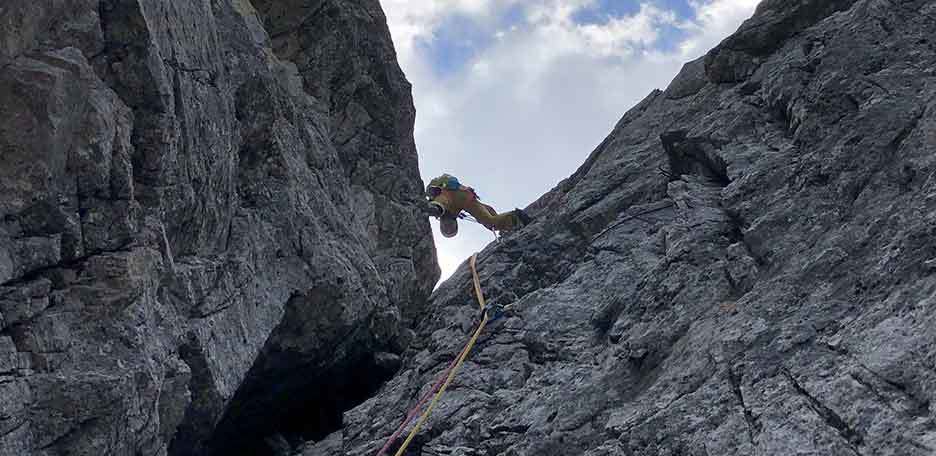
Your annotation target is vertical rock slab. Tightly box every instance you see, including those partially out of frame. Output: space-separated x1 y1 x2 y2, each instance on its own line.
251 0 439 323
0 0 437 455
322 1 936 455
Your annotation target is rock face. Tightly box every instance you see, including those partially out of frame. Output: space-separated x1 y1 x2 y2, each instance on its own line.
314 1 936 455
0 1 437 455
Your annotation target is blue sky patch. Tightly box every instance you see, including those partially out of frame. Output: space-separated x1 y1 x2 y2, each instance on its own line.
656 0 695 20
416 0 700 77
654 24 692 52
415 13 495 77
415 4 530 77
651 0 696 52
499 4 528 29
571 0 642 25
569 0 695 53
572 0 695 25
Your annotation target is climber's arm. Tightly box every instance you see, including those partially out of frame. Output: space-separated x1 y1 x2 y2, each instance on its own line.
422 200 445 217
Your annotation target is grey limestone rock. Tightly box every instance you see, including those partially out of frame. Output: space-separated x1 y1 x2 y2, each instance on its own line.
0 0 436 455
4 0 936 455
315 1 936 455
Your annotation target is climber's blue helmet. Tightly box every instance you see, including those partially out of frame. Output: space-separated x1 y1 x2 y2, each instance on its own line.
425 174 461 198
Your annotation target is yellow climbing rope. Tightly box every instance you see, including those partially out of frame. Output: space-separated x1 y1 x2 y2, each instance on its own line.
469 254 487 311
391 254 489 456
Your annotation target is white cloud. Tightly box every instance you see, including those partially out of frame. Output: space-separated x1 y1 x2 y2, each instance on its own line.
382 0 523 67
383 0 761 283
579 7 676 58
676 0 761 58
523 3 679 60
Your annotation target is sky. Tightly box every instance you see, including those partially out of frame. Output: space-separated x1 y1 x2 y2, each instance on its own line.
379 0 761 283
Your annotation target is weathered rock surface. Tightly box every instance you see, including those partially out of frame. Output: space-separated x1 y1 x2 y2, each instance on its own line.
0 1 436 455
315 1 936 455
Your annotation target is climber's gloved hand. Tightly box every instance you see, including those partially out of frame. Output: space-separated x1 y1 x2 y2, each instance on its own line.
422 201 445 218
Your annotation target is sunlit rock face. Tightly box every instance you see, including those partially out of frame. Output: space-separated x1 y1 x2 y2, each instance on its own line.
311 1 936 455
0 0 437 454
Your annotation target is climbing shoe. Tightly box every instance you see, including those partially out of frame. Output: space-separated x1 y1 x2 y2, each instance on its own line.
514 208 533 227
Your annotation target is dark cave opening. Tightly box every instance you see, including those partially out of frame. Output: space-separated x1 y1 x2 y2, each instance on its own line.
205 350 399 456
660 130 731 187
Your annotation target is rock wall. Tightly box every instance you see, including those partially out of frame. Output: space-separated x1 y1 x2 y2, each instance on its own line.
0 1 437 455
316 1 936 455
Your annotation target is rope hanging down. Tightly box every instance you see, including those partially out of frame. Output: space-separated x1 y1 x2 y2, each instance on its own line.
376 254 490 456
374 341 473 456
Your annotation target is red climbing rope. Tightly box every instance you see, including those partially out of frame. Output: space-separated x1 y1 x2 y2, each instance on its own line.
374 337 475 456
374 253 490 456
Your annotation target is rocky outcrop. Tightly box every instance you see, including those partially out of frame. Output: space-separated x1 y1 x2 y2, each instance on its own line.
314 1 936 455
0 1 436 455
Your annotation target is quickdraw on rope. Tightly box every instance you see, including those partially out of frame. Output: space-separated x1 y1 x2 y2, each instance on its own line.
376 254 490 456
458 212 500 241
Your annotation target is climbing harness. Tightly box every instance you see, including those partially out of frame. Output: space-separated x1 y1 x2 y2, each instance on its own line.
592 200 676 242
376 254 492 456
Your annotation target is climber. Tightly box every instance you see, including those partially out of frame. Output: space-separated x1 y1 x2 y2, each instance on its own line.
422 174 532 238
